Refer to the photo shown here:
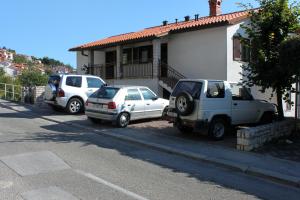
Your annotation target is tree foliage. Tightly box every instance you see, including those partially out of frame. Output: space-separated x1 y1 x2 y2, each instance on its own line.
17 70 48 86
241 0 300 118
13 54 29 64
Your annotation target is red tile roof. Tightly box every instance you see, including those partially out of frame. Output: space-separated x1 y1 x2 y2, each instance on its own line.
69 10 250 51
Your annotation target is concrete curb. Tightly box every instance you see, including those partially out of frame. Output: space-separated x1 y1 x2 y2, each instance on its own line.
2 101 300 188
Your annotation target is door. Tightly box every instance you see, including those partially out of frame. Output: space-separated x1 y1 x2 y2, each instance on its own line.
139 88 163 118
160 43 168 77
231 84 258 124
105 51 116 79
124 89 145 120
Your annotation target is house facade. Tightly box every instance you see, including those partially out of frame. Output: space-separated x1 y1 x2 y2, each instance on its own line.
70 1 249 96
70 0 297 117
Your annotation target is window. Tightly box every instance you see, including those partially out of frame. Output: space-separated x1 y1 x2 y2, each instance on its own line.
90 87 119 99
48 75 60 86
139 46 153 63
172 81 202 100
122 48 132 65
125 89 142 101
140 88 156 100
207 82 225 98
66 76 82 88
87 78 104 88
233 36 250 62
231 84 253 100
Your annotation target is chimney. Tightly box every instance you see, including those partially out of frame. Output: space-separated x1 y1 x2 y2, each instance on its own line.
162 20 168 26
209 0 222 16
184 15 190 22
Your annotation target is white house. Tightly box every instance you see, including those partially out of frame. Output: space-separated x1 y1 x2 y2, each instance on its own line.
69 0 296 117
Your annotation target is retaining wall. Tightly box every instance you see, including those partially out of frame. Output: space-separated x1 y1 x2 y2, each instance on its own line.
237 120 295 151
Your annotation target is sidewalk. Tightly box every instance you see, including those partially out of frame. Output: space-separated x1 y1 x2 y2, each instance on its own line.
1 99 300 188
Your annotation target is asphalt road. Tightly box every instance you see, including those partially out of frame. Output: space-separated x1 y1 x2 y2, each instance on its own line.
0 106 300 200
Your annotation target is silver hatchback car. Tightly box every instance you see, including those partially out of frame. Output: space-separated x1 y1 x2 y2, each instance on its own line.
85 86 169 127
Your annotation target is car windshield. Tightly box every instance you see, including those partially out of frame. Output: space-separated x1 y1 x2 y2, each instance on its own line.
172 81 202 99
90 87 119 99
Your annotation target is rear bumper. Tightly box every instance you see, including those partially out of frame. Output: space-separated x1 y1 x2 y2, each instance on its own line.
85 109 118 121
167 110 209 131
44 97 68 108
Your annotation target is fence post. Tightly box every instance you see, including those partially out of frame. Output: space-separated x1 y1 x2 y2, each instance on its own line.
4 84 6 99
12 85 15 101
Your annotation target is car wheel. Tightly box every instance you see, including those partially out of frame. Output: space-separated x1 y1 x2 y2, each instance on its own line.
88 117 101 124
175 92 194 116
209 118 228 140
260 112 274 124
67 98 83 114
162 106 168 119
117 112 130 128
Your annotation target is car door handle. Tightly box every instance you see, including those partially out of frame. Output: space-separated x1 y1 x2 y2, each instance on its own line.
127 104 131 106
146 103 150 106
233 103 238 106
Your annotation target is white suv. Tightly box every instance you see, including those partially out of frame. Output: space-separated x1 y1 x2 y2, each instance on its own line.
167 79 276 140
44 74 105 114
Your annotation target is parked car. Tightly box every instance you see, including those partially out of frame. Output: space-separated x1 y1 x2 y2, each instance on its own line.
85 86 169 127
167 79 276 140
44 74 105 114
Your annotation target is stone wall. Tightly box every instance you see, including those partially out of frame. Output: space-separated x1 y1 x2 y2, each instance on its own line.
237 120 295 151
21 86 45 105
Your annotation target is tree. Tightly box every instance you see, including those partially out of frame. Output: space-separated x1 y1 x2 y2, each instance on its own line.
241 0 300 119
13 54 28 64
0 68 5 77
17 70 48 87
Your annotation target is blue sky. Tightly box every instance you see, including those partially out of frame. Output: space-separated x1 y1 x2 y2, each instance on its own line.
0 0 265 67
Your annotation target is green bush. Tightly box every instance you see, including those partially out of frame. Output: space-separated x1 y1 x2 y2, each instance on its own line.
17 69 48 87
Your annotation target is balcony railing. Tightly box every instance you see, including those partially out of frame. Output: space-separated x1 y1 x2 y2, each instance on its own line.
88 60 154 80
121 61 153 79
159 62 186 89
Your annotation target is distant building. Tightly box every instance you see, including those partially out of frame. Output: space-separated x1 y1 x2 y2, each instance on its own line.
0 49 14 62
0 61 19 76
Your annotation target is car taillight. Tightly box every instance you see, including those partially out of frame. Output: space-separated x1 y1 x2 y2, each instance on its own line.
57 88 65 97
108 102 116 109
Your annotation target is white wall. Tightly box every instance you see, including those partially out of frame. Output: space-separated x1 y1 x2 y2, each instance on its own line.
226 21 248 82
76 50 105 75
76 51 89 74
168 26 227 80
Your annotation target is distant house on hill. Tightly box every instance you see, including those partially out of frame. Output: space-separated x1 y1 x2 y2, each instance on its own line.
0 49 14 62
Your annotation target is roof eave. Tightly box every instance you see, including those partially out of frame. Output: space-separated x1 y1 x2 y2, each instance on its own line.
69 35 159 52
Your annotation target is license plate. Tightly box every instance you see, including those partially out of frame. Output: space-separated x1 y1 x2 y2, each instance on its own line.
91 103 103 109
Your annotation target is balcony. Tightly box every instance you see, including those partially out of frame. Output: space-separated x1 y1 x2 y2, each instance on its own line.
88 60 153 80
121 60 153 79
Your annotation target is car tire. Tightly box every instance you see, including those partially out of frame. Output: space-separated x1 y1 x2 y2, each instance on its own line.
209 118 228 140
260 112 274 124
116 112 130 128
175 92 194 116
67 98 83 114
162 106 168 119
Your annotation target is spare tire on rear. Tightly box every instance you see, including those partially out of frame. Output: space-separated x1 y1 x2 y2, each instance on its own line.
44 83 57 101
175 91 194 116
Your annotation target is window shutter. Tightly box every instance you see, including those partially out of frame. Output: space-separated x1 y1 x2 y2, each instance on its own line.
233 37 241 60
